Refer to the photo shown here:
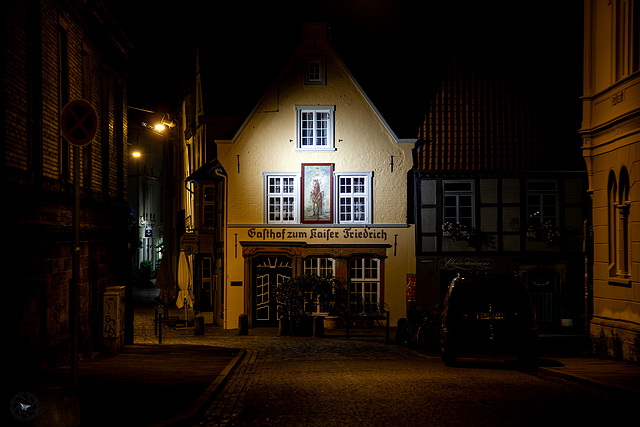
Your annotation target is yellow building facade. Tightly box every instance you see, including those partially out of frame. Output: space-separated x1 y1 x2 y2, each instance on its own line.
582 0 640 359
196 24 416 329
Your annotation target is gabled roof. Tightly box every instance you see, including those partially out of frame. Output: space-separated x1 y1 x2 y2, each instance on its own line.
415 56 583 172
197 23 415 144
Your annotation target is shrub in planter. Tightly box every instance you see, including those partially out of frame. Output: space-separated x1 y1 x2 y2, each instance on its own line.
276 275 346 335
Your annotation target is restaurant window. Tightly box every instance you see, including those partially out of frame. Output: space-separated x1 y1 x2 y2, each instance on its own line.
349 258 381 314
264 173 299 224
336 172 372 224
303 258 335 314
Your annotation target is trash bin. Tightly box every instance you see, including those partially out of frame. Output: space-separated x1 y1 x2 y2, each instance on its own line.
103 286 125 355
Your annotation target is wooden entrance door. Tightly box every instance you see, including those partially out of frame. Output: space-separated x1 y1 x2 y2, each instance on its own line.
523 269 559 328
253 256 292 325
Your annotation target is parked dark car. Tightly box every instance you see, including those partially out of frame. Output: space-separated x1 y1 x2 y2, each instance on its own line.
440 273 538 370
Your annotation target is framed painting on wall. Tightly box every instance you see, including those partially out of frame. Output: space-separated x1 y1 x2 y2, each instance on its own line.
302 163 333 223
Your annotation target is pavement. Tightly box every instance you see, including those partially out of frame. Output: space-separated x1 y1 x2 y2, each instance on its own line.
9 288 640 426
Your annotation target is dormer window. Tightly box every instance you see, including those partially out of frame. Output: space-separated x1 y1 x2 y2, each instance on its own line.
296 105 335 151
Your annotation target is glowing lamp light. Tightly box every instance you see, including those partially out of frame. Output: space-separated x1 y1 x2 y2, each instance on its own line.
154 123 166 132
132 151 141 158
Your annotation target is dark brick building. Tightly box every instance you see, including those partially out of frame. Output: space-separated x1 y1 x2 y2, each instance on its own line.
2 0 131 373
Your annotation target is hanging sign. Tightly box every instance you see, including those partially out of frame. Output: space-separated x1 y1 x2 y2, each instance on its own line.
180 233 199 255
60 99 97 146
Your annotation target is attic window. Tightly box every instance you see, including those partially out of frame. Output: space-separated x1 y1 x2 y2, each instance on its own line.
305 57 326 85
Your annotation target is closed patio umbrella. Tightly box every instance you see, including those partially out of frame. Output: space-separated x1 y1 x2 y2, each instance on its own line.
176 252 194 320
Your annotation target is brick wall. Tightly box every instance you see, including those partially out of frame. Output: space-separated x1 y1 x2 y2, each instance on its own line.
3 0 131 373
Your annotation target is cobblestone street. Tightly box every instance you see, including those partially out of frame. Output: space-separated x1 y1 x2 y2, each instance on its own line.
130 289 638 427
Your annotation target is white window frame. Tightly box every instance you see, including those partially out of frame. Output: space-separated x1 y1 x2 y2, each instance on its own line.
303 257 336 315
526 180 558 227
305 57 326 85
295 105 335 151
335 172 372 225
349 257 381 315
263 172 300 224
443 180 475 228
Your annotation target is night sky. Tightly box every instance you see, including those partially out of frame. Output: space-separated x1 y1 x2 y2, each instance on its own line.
122 1 583 139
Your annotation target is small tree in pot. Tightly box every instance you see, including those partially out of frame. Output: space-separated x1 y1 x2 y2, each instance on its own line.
276 275 345 335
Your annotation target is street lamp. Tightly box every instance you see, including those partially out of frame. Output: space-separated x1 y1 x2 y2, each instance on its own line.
160 113 177 128
128 106 175 135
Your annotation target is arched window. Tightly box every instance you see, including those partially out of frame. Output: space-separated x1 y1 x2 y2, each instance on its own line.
617 167 631 277
608 172 618 275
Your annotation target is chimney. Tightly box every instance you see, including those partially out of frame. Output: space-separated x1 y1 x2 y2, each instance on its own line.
303 23 327 41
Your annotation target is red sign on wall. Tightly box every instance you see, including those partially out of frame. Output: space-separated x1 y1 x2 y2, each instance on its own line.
406 274 416 302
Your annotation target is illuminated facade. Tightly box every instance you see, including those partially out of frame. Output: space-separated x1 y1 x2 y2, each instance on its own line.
581 0 640 359
181 24 415 329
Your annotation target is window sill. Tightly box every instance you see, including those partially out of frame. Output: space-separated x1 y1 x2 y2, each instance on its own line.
608 277 632 287
294 147 336 152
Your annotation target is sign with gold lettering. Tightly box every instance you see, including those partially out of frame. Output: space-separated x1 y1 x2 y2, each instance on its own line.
246 227 389 242
438 257 496 271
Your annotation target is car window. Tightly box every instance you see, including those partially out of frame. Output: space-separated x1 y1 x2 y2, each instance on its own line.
446 276 532 315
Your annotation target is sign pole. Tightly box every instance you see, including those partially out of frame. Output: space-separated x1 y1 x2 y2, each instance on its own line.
71 146 80 386
60 99 97 387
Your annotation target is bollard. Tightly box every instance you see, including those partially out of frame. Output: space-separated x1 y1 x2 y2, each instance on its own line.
194 315 204 335
396 318 407 345
313 316 325 337
279 315 290 336
238 313 248 335
154 304 163 344
386 310 390 344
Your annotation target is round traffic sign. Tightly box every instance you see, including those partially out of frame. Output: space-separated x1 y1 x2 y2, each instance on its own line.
60 99 97 146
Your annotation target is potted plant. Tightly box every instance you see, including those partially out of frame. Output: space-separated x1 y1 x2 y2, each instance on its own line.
276 274 340 336
324 279 348 329
442 221 495 251
527 220 561 246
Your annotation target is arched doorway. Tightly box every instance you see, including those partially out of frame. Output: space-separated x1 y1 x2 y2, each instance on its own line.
253 256 292 326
